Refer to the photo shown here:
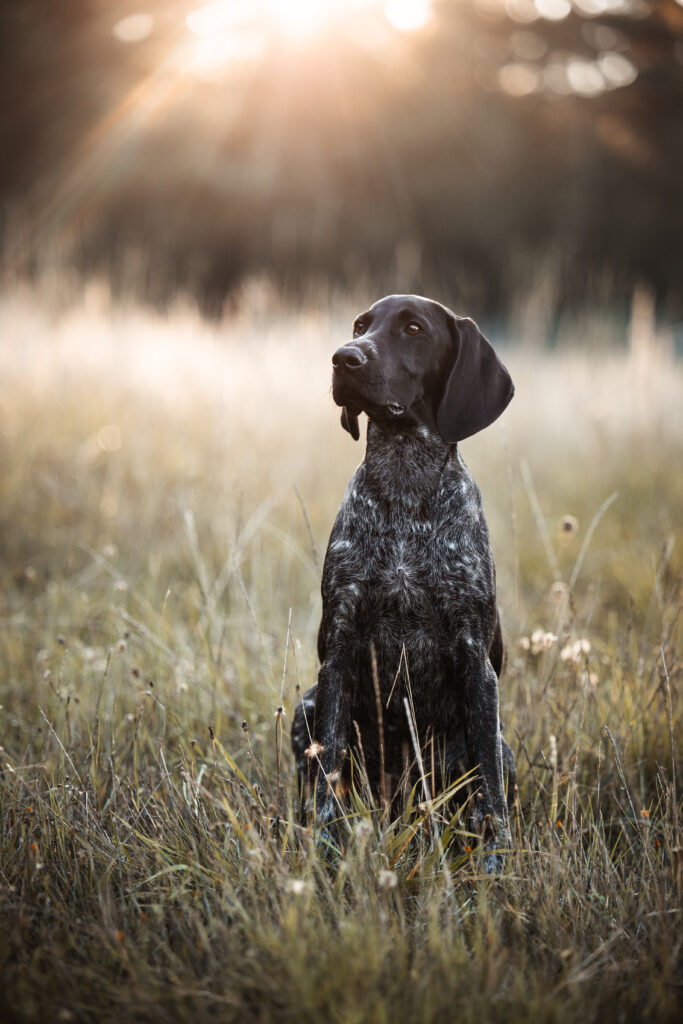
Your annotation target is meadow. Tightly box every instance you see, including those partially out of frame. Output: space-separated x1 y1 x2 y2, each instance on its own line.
0 281 681 1023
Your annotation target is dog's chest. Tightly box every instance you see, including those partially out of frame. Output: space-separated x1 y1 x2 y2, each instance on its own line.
320 442 496 729
374 522 433 605
336 476 488 630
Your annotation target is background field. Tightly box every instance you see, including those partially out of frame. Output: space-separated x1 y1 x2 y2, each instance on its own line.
0 282 681 1023
2 0 682 1019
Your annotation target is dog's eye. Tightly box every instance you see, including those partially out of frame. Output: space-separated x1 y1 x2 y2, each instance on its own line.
406 322 423 335
353 320 366 336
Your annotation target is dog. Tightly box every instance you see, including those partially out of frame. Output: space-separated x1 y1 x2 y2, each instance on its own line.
291 294 516 868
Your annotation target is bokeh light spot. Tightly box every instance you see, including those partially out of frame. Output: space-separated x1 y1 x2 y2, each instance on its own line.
499 63 540 95
572 0 610 13
384 0 432 32
598 52 637 88
510 31 548 60
97 425 122 453
534 0 571 20
543 58 572 95
582 23 627 52
113 13 154 43
505 0 539 24
566 59 605 96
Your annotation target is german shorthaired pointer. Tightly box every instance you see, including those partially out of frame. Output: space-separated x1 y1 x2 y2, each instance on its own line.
291 294 516 868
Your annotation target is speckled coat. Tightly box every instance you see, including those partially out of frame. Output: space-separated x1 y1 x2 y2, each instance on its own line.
291 294 516 861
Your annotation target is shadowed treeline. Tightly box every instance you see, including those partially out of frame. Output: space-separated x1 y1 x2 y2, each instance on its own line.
1 0 682 317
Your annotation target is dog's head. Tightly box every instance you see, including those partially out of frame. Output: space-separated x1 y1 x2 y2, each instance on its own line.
332 294 514 443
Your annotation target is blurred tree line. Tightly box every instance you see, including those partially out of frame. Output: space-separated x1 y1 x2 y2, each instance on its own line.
0 0 681 319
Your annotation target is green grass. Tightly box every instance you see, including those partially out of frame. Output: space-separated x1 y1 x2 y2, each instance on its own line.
0 286 681 1023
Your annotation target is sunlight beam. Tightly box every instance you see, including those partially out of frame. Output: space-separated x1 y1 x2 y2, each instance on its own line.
384 0 432 31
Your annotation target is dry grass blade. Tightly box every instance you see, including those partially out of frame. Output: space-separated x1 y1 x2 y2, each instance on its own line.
0 292 681 1024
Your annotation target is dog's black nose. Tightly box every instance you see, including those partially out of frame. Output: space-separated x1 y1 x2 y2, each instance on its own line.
332 345 367 370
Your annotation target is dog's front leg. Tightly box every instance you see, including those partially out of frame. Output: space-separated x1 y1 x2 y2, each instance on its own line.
307 656 355 845
459 641 512 872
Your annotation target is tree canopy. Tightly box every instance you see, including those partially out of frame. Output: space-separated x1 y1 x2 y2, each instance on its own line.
1 1 681 316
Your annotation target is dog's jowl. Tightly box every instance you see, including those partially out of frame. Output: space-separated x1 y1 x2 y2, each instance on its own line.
291 294 516 870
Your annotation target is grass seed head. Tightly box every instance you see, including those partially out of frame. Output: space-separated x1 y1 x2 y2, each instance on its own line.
287 879 311 896
530 629 558 655
355 819 374 841
559 514 579 541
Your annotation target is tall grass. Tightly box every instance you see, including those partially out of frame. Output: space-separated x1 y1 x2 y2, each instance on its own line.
0 283 681 1023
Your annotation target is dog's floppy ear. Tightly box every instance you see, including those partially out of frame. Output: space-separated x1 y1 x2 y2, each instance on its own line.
340 407 360 441
436 314 514 444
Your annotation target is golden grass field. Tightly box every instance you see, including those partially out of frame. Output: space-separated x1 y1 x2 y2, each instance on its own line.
0 282 681 1023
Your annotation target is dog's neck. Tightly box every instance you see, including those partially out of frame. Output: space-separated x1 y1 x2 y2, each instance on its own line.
362 420 457 514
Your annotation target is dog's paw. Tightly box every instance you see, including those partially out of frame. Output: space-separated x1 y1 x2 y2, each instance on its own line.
484 823 511 873
313 824 341 861
470 810 511 874
306 797 343 860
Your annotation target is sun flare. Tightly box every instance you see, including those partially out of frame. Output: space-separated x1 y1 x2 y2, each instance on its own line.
383 0 432 31
184 0 432 71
